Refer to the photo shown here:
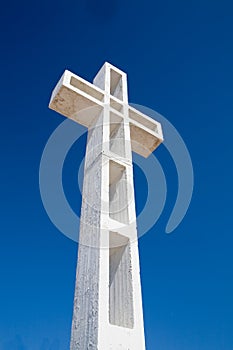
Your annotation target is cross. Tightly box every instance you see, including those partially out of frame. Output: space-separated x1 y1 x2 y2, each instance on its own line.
49 62 163 350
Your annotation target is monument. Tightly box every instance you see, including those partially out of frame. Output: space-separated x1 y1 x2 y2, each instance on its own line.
49 63 163 349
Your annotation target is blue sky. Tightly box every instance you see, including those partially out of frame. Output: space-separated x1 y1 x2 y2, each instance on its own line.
0 0 233 349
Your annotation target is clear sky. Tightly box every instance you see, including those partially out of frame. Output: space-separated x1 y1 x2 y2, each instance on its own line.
0 0 233 349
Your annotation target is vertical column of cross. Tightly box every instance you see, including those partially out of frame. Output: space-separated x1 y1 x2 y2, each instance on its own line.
70 63 146 349
93 63 146 349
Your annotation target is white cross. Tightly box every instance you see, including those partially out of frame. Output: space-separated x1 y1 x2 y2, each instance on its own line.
49 62 163 350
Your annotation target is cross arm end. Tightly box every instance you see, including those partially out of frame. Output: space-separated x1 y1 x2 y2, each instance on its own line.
49 70 104 127
128 106 164 158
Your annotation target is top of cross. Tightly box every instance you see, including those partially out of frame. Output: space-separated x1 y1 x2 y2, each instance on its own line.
49 62 163 157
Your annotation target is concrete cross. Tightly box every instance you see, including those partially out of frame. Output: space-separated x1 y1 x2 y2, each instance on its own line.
49 62 163 350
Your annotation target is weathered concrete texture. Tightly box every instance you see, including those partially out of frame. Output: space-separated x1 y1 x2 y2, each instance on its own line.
70 113 104 349
109 232 134 329
49 62 164 350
